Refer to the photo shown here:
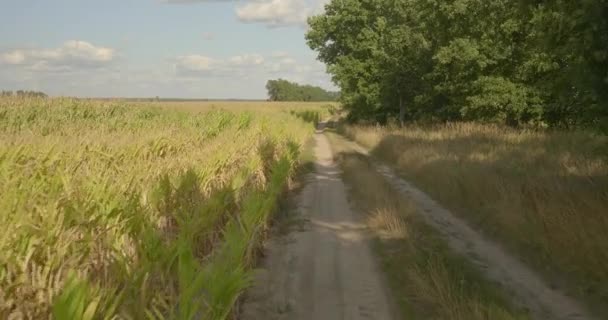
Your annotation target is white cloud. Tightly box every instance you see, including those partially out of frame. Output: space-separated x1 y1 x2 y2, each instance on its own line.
174 53 266 77
271 51 290 58
172 51 333 90
0 40 115 72
0 45 335 98
165 0 328 28
229 54 264 66
175 55 216 72
264 52 335 89
202 32 215 40
176 52 315 77
1 51 26 64
60 40 114 62
268 56 297 72
236 0 311 27
163 0 232 3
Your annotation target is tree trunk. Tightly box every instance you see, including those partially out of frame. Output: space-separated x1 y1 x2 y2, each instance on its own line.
399 94 405 127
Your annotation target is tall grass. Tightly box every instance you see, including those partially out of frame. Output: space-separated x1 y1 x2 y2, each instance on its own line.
341 123 608 311
0 97 315 319
327 133 527 320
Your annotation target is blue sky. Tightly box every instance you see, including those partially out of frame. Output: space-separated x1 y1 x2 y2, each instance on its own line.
0 0 333 98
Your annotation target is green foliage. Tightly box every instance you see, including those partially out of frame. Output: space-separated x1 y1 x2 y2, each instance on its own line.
266 79 339 102
1 90 47 98
52 274 106 320
307 0 608 129
464 77 543 126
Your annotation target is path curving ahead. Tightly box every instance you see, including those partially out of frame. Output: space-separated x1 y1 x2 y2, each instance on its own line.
341 133 596 320
240 130 395 320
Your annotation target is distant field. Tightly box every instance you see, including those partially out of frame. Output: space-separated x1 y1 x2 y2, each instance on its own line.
0 97 325 319
130 100 339 114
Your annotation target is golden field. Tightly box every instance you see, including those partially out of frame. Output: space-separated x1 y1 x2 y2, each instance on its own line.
0 97 327 319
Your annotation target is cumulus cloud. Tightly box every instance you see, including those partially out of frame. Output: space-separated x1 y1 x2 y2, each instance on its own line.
202 32 215 40
174 53 265 77
175 55 216 73
236 0 311 27
268 56 297 73
0 40 115 72
163 0 231 3
1 51 26 65
174 51 335 93
0 47 334 98
182 52 304 73
165 0 329 28
229 54 264 66
266 52 334 88
271 51 290 58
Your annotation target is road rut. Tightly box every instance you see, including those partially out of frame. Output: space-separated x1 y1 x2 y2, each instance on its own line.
341 135 595 320
240 131 395 320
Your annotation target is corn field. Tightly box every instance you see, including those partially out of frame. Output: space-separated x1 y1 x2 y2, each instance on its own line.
0 97 319 319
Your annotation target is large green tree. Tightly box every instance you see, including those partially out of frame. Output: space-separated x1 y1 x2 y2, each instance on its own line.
266 79 339 102
307 0 608 129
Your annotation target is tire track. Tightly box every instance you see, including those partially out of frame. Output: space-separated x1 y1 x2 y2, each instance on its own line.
240 131 395 320
341 134 595 320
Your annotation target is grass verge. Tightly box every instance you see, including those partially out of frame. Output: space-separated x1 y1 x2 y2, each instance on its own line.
326 132 529 320
339 123 608 314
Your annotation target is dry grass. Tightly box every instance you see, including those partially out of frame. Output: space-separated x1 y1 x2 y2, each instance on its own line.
327 132 528 320
341 123 608 311
366 207 409 239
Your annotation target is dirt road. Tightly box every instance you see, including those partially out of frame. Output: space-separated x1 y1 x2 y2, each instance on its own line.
240 131 395 320
339 137 595 320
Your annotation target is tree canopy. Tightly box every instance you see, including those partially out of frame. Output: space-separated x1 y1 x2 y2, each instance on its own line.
1 90 47 98
306 0 608 130
266 79 339 102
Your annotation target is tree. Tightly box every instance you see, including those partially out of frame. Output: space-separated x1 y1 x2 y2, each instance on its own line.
266 79 339 101
1 90 46 98
306 0 608 130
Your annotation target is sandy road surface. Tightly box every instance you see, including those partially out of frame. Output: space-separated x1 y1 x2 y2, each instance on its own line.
240 129 395 320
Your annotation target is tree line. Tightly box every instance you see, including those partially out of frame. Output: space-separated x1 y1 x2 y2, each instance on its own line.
266 79 339 102
1 90 48 98
306 0 608 130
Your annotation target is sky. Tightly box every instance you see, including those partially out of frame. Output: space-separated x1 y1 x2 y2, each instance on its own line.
0 0 334 99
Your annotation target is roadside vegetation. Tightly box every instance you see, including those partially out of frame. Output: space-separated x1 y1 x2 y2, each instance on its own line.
308 0 607 316
340 123 608 314
0 97 323 319
327 132 529 320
